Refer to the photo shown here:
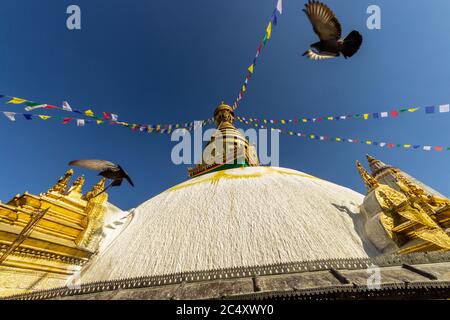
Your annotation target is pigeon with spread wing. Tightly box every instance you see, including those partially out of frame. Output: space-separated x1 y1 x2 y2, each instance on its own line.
69 160 134 196
302 0 362 60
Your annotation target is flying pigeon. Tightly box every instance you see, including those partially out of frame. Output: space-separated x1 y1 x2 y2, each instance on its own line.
302 0 363 60
69 159 134 191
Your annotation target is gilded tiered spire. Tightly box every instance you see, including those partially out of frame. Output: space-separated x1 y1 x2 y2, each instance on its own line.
366 154 391 176
84 178 107 201
48 169 74 194
67 175 85 197
188 102 259 178
356 161 378 191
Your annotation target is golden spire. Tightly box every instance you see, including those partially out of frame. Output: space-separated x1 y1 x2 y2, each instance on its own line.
188 102 259 178
356 161 379 190
365 154 391 175
214 102 235 129
66 175 85 198
48 169 74 194
366 154 375 163
83 178 107 201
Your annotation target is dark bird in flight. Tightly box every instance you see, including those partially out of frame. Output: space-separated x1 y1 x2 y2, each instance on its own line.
69 160 134 196
302 0 363 60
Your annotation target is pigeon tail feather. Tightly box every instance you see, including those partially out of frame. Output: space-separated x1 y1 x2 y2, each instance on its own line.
341 30 363 58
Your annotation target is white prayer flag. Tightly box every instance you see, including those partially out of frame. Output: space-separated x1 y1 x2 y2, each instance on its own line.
380 112 388 118
423 146 432 151
62 101 73 112
76 119 85 127
111 114 118 121
3 112 16 121
439 104 450 113
276 0 283 14
24 104 47 111
379 142 386 147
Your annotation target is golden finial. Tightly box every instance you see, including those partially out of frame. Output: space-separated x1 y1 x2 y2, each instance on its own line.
48 169 74 194
356 161 379 191
366 154 376 163
214 102 235 128
67 175 85 196
83 178 107 201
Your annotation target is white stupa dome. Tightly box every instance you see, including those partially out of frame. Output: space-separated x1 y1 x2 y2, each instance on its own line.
79 166 379 284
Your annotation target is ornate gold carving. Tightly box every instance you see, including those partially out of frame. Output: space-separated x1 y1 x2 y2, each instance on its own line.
414 228 450 250
367 166 450 254
379 213 394 239
376 185 407 210
47 169 74 194
0 169 112 296
76 178 108 250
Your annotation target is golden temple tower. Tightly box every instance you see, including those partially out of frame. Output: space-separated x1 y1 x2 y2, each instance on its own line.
366 154 446 198
188 102 259 178
0 170 118 297
356 156 450 254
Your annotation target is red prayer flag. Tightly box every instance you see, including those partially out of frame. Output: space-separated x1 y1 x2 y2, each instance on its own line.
258 43 263 53
45 105 58 109
435 146 443 152
388 143 395 148
62 117 72 124
390 110 399 117
102 112 111 120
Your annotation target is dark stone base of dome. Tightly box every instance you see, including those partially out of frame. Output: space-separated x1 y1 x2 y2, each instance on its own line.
5 252 450 300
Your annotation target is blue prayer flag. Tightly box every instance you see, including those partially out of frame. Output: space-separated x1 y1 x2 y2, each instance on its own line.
425 106 435 114
272 10 278 26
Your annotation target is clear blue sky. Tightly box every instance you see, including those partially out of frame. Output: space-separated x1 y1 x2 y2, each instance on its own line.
0 0 448 210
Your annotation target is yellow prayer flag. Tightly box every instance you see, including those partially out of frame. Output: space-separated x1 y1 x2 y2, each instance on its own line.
408 108 418 112
242 85 246 92
7 97 27 104
404 144 411 148
266 21 272 39
281 120 286 124
85 109 95 117
96 120 104 124
310 135 315 139
327 117 333 121
363 114 369 120
302 118 308 123
38 115 51 120
366 141 372 145
336 138 342 142
248 64 254 74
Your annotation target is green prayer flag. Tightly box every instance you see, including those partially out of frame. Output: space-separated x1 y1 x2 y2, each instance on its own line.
25 102 42 107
